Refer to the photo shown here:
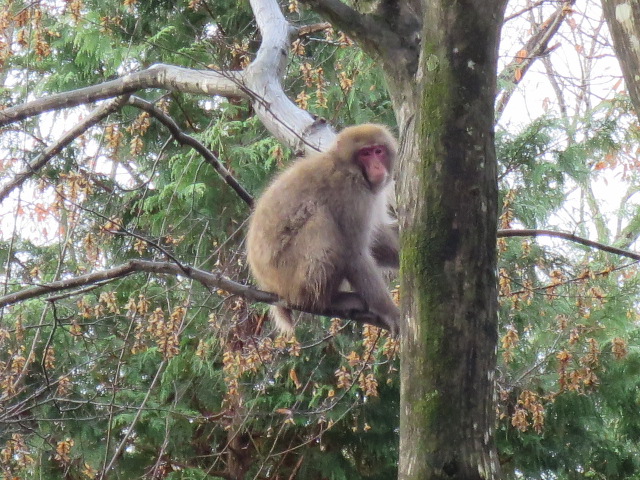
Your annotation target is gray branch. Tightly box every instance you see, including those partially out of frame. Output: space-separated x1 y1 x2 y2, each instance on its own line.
0 259 388 330
0 65 244 127
0 0 338 155
498 228 640 261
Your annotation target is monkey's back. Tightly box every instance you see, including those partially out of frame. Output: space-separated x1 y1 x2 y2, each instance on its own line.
246 153 373 306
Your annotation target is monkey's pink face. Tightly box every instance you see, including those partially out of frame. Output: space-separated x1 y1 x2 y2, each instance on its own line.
356 144 391 187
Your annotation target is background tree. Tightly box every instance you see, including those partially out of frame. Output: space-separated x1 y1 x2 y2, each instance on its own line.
603 0 640 122
2 1 640 479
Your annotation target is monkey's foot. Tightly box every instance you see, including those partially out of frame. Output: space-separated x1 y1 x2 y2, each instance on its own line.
332 291 368 313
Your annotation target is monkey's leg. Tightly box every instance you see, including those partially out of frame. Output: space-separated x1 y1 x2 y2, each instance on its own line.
270 305 295 333
331 291 367 312
288 210 344 306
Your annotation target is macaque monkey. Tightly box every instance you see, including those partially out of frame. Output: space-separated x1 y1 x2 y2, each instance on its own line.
246 124 400 333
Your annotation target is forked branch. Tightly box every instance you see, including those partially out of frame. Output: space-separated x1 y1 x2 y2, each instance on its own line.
0 96 130 202
0 0 337 155
495 0 575 118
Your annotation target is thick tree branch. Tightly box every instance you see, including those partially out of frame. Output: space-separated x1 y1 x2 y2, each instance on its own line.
299 0 376 44
0 260 389 330
0 1 340 156
246 0 336 152
0 96 130 203
0 65 244 127
299 0 420 76
127 96 254 207
498 228 640 261
496 0 574 118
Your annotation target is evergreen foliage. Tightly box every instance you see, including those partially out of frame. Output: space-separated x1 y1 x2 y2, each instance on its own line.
1 1 640 479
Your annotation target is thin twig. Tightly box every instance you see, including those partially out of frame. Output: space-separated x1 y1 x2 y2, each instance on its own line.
498 228 640 261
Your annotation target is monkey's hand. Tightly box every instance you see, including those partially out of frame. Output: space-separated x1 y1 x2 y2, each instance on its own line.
345 255 400 335
372 304 400 336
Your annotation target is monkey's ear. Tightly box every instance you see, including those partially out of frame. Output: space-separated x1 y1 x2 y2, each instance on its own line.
332 139 350 160
337 132 364 153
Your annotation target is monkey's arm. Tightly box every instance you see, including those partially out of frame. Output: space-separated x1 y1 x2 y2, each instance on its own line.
345 255 400 334
371 222 400 269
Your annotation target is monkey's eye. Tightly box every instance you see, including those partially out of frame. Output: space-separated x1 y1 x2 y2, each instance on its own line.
374 147 383 155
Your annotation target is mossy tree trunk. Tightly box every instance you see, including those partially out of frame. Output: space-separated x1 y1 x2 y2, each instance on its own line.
302 0 507 477
393 1 507 479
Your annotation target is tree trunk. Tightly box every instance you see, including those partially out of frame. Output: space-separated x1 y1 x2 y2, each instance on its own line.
602 0 640 122
394 1 506 478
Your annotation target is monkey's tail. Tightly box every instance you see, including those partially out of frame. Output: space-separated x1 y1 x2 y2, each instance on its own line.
270 305 295 333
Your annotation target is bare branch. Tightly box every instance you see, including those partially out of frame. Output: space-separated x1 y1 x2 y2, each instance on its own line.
0 260 390 330
504 0 546 22
297 22 332 36
0 96 130 203
127 96 254 207
0 65 245 127
102 360 165 478
495 0 575 118
498 228 640 261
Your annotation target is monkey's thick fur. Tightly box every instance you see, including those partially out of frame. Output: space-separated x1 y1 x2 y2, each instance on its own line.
246 124 400 333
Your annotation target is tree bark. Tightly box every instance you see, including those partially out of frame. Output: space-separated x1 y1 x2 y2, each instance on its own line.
394 1 506 478
602 0 640 122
